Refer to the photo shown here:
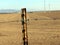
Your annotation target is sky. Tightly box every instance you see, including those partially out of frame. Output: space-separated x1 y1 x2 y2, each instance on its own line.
0 0 60 11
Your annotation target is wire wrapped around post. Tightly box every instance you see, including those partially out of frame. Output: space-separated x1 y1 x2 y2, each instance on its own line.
21 8 28 45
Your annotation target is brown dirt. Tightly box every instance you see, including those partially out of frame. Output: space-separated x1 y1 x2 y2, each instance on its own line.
0 11 60 45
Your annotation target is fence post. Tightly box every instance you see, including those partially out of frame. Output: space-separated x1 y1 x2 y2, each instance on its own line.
21 8 28 45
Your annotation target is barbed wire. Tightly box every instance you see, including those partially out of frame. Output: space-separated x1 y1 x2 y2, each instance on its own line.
0 18 59 23
0 20 20 23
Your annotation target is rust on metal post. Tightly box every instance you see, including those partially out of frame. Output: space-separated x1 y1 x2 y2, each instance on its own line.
21 8 28 45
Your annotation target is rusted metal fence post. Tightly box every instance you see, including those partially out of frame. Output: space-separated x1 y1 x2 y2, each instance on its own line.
21 8 28 45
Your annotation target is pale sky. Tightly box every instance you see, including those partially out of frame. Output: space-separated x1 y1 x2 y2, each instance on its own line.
0 0 60 11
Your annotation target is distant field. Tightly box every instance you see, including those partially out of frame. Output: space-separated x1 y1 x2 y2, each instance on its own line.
0 11 60 45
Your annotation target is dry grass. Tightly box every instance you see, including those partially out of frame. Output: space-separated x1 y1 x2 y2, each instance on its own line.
0 11 60 45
